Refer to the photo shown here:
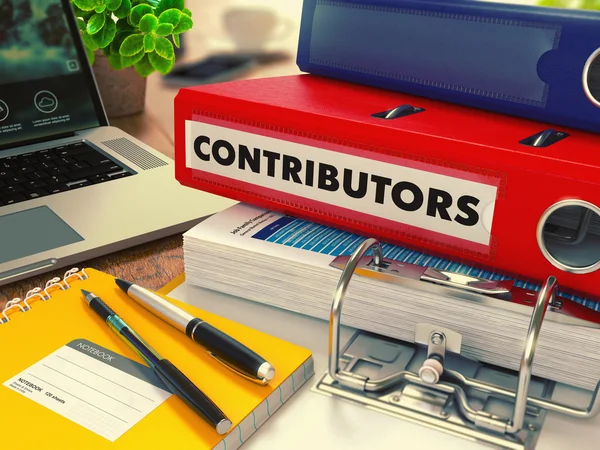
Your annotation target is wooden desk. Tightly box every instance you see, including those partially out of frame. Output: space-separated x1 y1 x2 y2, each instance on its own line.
1 1 302 308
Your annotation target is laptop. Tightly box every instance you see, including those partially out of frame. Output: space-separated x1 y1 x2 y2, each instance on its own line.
0 0 235 287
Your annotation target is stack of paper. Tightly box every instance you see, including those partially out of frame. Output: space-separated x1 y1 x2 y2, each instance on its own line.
184 203 600 390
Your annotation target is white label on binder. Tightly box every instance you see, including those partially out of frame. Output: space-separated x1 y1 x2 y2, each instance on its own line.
3 339 171 442
185 120 498 245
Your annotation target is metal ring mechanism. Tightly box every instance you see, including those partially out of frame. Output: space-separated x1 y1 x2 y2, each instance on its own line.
328 239 600 436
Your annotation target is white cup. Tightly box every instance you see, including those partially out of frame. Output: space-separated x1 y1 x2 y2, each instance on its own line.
223 7 294 52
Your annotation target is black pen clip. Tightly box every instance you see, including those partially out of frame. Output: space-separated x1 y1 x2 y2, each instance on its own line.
208 352 268 385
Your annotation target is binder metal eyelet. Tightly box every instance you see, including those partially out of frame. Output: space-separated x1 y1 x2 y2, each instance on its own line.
537 199 600 275
313 239 600 449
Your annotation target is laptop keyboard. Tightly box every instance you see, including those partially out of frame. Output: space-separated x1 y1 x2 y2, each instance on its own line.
0 142 133 207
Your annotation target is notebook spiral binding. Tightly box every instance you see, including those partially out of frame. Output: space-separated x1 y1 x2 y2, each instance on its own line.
1 268 89 325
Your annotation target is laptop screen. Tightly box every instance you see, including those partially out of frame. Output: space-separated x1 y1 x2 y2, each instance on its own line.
0 0 106 150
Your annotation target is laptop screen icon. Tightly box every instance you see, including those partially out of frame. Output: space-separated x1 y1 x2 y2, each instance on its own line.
34 91 59 114
0 100 8 121
67 60 79 72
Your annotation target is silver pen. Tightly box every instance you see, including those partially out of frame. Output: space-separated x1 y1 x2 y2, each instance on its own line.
115 278 276 384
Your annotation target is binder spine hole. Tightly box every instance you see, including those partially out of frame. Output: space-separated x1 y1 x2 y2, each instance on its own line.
583 48 600 107
537 200 600 274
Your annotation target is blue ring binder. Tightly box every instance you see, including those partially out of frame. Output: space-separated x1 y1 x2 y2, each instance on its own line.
297 0 600 133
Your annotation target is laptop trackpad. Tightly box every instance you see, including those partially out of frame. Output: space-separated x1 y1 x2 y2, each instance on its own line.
0 206 83 264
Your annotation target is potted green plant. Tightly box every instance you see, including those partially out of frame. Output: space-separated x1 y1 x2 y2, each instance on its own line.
71 0 193 117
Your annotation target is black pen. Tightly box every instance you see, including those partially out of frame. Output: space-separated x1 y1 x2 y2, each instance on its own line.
81 289 232 435
115 278 276 384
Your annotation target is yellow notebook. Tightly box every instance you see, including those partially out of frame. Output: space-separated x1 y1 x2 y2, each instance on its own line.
0 268 313 450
